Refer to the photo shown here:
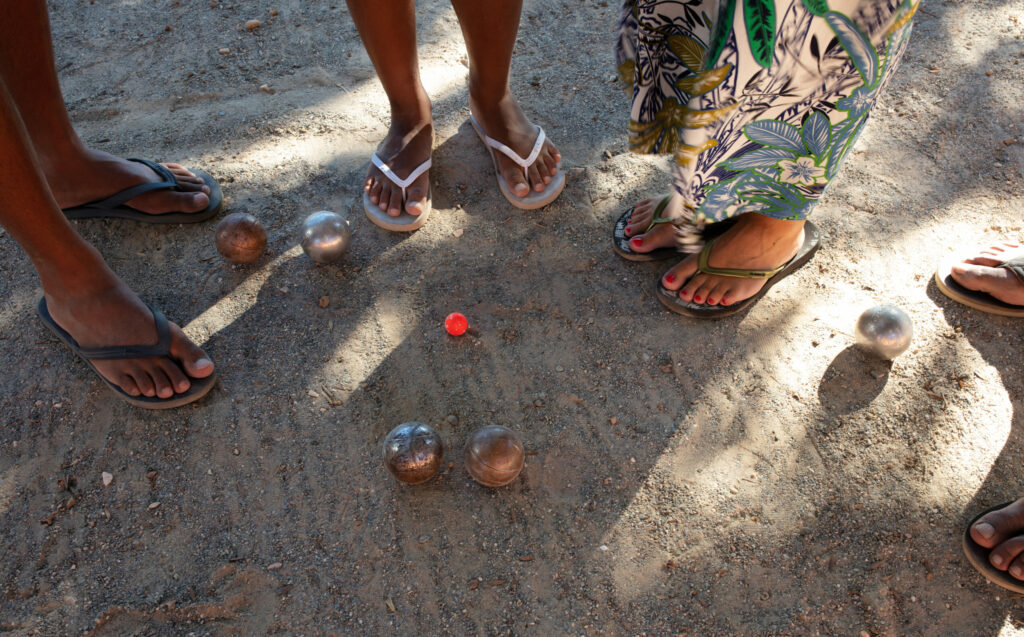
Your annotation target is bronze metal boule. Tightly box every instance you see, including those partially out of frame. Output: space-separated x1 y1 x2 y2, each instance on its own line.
215 212 267 264
382 422 444 485
464 425 525 487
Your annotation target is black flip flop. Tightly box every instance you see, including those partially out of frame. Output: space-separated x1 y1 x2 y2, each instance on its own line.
612 195 740 261
962 501 1024 594
656 220 822 318
37 298 216 409
935 256 1024 318
61 159 223 224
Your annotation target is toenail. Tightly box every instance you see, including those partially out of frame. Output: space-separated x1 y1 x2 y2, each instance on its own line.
694 295 703 303
975 522 996 540
992 553 1005 567
626 225 632 233
630 238 643 247
1012 564 1024 578
664 273 675 284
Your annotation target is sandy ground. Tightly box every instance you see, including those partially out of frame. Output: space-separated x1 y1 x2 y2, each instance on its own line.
1 0 1023 634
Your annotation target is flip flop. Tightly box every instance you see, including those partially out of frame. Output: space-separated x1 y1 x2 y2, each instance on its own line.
469 113 564 210
61 159 223 224
37 298 216 409
362 153 432 232
934 255 1024 317
612 195 740 261
656 220 822 318
962 501 1024 594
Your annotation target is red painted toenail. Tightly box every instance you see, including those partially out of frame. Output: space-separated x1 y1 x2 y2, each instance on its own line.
630 238 642 247
694 295 703 303
664 273 675 284
625 225 632 233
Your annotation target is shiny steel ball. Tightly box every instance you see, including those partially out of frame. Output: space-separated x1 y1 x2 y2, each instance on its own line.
215 212 266 264
382 422 444 485
855 305 913 359
300 211 351 264
464 425 525 487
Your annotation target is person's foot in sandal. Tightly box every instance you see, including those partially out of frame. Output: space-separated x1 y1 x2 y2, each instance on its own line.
620 195 680 253
44 147 212 217
949 243 1024 307
364 92 433 219
966 498 1024 591
660 213 806 307
469 93 561 201
41 251 215 402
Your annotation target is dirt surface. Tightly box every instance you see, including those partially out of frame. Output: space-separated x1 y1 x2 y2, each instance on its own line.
1 0 1023 634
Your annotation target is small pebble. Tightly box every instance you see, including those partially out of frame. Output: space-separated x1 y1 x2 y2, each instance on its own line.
318 296 330 308
534 399 544 407
101 472 113 486
555 365 564 372
245 19 261 30
218 47 230 55
270 9 279 16
454 228 464 238
260 84 272 93
446 414 458 425
148 502 161 510
267 562 283 570
599 545 609 551
418 535 430 543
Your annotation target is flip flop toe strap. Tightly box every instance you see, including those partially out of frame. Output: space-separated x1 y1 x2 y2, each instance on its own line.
73 305 172 360
1000 257 1024 284
696 237 787 279
371 154 432 202
78 159 181 211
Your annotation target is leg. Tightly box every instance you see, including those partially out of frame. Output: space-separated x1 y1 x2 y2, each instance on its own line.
0 0 210 216
0 75 213 400
621 0 918 309
449 0 562 198
345 0 432 217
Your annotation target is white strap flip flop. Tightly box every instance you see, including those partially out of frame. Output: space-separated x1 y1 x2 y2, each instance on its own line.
469 113 565 210
363 153 432 232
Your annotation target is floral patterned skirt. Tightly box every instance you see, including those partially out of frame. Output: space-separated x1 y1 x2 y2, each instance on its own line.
616 0 918 225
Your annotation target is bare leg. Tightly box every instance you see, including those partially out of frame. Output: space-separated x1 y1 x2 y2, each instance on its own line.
449 0 561 197
0 0 210 216
0 76 213 399
345 0 432 217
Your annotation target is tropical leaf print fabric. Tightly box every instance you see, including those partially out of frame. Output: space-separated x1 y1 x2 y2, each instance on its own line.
616 0 918 230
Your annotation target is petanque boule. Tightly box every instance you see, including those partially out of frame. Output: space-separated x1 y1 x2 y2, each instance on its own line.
300 210 351 263
855 304 913 360
464 425 525 487
382 422 444 485
215 212 266 264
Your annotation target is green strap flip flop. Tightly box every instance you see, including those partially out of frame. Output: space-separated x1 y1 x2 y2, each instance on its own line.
37 298 216 409
656 220 821 318
612 195 740 261
61 159 223 224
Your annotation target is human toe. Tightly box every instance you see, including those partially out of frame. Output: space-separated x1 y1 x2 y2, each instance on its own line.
170 324 214 380
989 536 1024 573
507 170 530 198
971 499 1024 549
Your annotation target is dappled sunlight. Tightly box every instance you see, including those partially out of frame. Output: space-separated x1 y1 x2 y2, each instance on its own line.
183 245 303 345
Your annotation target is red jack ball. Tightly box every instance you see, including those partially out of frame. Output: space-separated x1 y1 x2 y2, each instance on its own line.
445 312 468 336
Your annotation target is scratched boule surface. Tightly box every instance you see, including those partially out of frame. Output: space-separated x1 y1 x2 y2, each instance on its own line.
1 0 1022 634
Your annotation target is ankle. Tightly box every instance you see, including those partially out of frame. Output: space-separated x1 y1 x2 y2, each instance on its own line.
388 91 432 125
35 243 117 296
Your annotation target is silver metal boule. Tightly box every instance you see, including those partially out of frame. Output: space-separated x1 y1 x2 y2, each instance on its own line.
855 304 913 360
382 422 444 485
300 210 351 263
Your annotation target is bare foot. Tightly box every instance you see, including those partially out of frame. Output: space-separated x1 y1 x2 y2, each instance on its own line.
660 214 805 307
950 243 1024 306
469 93 561 198
365 93 433 218
41 252 213 399
45 147 211 215
970 498 1024 582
